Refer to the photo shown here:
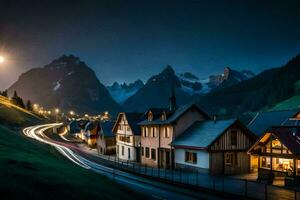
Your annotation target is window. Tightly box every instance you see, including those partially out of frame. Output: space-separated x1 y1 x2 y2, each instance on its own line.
260 156 271 169
117 145 119 154
152 127 155 137
185 151 197 164
164 127 170 138
126 126 131 132
145 127 149 137
225 152 236 165
145 147 150 158
151 149 156 160
148 112 153 121
122 146 124 156
128 148 131 159
141 147 144 156
142 127 145 137
231 130 237 146
161 112 166 121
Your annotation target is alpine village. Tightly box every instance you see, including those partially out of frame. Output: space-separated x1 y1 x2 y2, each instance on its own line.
2 1 300 199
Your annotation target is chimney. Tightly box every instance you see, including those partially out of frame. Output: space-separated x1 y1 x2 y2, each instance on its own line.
213 115 217 124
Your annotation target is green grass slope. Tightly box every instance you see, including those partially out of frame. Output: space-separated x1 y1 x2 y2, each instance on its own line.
0 95 145 200
0 95 44 128
270 94 300 111
0 125 144 200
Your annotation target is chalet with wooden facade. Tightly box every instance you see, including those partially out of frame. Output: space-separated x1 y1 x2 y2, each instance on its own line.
172 119 257 175
138 97 211 169
248 111 300 185
112 112 144 162
248 125 300 185
97 121 116 155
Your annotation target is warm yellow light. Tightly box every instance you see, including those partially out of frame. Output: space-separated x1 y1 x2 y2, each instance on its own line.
47 111 51 115
0 56 5 63
55 108 60 114
70 111 74 115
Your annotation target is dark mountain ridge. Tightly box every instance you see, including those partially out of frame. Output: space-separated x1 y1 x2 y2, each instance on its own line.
197 54 300 117
8 55 120 115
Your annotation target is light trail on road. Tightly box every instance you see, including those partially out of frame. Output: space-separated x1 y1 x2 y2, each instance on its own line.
22 124 223 200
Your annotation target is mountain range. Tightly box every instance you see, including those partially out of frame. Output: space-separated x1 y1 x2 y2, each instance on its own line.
7 55 120 115
9 53 300 119
107 80 144 103
196 54 300 119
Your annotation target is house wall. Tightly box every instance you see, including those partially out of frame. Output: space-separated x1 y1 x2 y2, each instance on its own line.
140 107 207 168
174 148 209 169
173 108 207 139
210 126 253 151
210 152 250 175
115 114 139 161
208 125 253 175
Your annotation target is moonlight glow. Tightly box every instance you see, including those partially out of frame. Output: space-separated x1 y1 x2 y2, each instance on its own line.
0 56 5 63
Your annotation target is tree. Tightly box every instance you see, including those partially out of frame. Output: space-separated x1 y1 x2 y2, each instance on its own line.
2 90 8 97
26 100 33 111
11 91 18 105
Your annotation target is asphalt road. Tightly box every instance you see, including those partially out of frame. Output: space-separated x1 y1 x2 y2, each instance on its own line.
23 123 225 200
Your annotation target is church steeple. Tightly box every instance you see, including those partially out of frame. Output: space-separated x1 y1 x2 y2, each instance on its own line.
169 87 177 111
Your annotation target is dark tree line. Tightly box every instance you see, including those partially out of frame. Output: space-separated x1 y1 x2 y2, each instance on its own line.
0 90 33 111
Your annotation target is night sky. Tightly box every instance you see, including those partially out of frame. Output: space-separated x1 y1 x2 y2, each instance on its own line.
1 0 300 90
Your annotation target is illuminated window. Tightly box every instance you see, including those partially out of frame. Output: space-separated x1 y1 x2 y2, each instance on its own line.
161 112 166 121
260 156 271 169
148 112 153 121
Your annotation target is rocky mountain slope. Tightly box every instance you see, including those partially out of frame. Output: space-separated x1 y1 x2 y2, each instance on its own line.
107 80 144 103
7 55 120 115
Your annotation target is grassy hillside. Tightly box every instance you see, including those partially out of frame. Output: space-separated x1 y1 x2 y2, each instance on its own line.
0 95 44 128
0 125 144 200
270 95 300 111
0 95 145 200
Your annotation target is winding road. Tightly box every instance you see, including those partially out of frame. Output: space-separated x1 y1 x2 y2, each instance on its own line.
22 123 224 200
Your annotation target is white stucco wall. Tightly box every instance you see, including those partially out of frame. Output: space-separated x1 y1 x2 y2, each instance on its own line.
175 149 209 169
116 143 137 161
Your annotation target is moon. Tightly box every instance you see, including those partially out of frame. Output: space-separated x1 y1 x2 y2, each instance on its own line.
0 56 5 63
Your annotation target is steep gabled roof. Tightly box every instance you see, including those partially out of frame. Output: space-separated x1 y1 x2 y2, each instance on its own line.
138 103 211 125
249 126 300 156
247 109 298 137
172 119 237 149
269 126 300 155
112 112 144 135
100 121 115 137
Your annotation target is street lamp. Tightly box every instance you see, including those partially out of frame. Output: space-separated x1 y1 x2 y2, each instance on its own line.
69 110 74 116
55 108 60 122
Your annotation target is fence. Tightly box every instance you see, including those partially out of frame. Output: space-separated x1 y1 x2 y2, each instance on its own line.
98 155 300 200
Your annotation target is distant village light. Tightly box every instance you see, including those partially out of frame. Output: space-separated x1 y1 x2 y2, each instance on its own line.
70 111 75 116
55 108 60 114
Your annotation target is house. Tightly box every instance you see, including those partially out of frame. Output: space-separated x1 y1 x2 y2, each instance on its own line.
172 119 257 175
112 112 144 162
138 92 211 169
248 125 300 185
79 120 100 147
247 109 299 172
97 121 116 155
67 120 81 135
